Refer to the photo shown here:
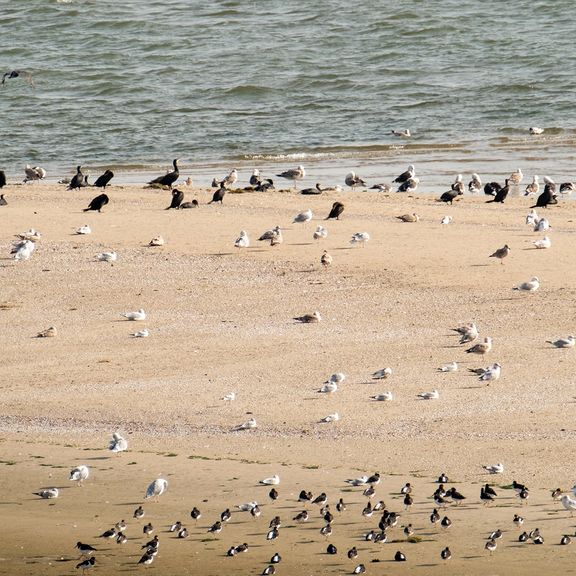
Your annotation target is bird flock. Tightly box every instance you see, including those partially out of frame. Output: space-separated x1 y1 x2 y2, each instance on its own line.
3 158 576 574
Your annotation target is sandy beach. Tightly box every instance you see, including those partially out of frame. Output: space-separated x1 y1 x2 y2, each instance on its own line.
1 181 576 575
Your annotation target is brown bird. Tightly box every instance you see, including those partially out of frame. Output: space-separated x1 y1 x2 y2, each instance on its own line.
489 244 510 264
466 337 492 355
321 250 332 267
396 213 420 222
36 326 57 338
325 202 344 220
294 311 321 323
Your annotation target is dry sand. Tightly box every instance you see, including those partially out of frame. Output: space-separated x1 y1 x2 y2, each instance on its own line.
1 182 576 575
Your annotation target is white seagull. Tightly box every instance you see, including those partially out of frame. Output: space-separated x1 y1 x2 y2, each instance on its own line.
222 392 236 401
313 225 328 240
145 478 168 500
131 329 150 338
372 367 392 379
320 412 340 423
534 218 550 232
417 390 439 400
234 230 250 248
11 239 35 261
513 277 539 292
561 494 576 515
345 475 369 486
371 392 393 401
69 465 90 485
277 165 305 188
350 232 370 247
76 224 92 235
441 215 453 225
293 209 313 224
526 209 538 226
483 463 504 474
438 362 458 372
34 488 59 499
533 236 551 249
121 309 146 321
109 432 129 453
259 475 280 485
319 382 338 393
479 363 501 382
96 251 117 262
235 417 257 430
237 501 258 512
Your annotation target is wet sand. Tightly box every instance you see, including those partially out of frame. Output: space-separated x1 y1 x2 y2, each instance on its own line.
1 182 576 575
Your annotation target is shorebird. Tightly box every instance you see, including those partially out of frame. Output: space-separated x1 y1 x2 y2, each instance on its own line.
397 176 419 193
259 475 280 485
34 487 59 499
148 235 165 246
12 239 35 261
234 230 250 248
313 225 328 240
76 542 97 556
350 232 370 247
121 309 146 321
319 381 338 393
441 546 452 560
483 463 504 474
489 244 510 264
396 213 419 222
513 276 539 292
546 336 575 348
533 236 551 249
372 367 392 379
325 201 345 220
466 337 492 355
75 224 91 235
513 514 524 527
294 311 321 323
469 173 482 193
345 171 367 190
131 329 150 338
149 159 179 189
561 494 576 515
438 362 458 372
36 326 57 338
525 175 539 196
320 412 339 423
293 209 313 224
235 418 258 430
508 168 523 185
109 432 128 453
320 250 332 267
76 557 96 572
371 392 393 401
485 539 497 555
417 389 439 400
70 465 90 485
393 164 415 183
145 478 168 501
479 363 501 383
277 165 305 188
133 506 145 519
96 251 117 262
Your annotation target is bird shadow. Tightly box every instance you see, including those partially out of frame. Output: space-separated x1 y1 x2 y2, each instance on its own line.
470 264 490 267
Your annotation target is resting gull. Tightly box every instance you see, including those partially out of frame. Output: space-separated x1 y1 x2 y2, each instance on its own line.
513 276 539 292
345 171 367 190
293 208 313 224
417 389 439 400
313 225 328 240
533 236 551 249
483 463 504 474
76 224 92 235
371 392 393 401
393 164 415 184
235 417 257 430
11 239 35 261
34 488 59 499
70 465 90 485
397 176 419 193
524 175 539 196
96 251 117 262
121 309 146 321
466 336 492 355
320 412 340 422
350 232 370 247
234 230 250 248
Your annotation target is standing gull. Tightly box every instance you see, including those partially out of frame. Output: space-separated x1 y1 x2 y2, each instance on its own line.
508 168 523 186
393 164 415 183
70 465 90 485
524 175 539 196
145 478 168 501
469 173 482 193
489 244 510 264
277 165 305 189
